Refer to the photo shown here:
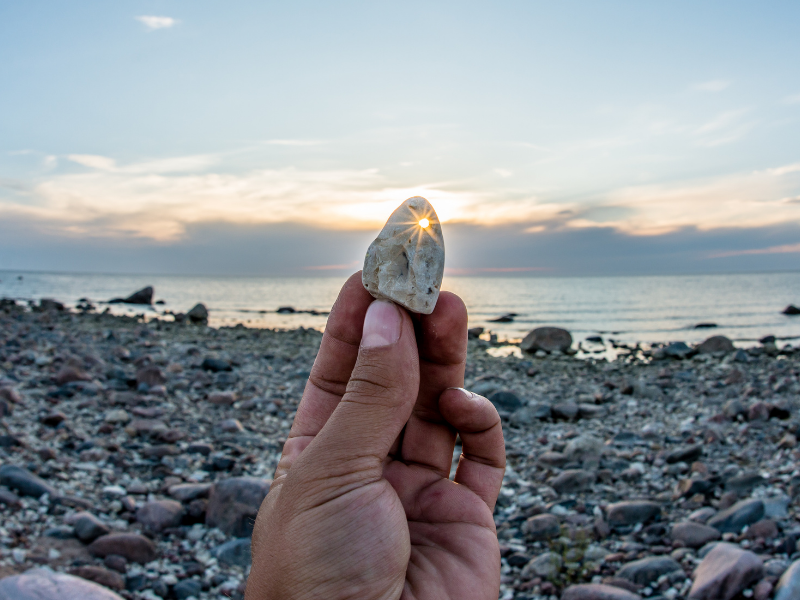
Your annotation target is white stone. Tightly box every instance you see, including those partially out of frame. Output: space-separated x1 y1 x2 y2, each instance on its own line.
362 196 445 314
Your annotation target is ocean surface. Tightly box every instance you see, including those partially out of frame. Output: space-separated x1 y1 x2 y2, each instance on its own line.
1 270 799 348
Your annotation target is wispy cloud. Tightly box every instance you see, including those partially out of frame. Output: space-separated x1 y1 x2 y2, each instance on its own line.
263 139 328 147
693 109 753 146
710 242 800 259
782 93 800 105
135 15 177 31
693 80 731 92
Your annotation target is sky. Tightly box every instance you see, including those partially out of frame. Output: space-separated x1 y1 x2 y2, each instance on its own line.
1 1 799 276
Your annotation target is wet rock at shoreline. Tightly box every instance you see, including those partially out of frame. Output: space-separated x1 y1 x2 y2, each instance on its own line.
520 326 572 353
108 286 153 305
362 196 445 314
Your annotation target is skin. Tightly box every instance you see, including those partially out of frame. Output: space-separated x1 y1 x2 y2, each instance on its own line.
246 272 506 600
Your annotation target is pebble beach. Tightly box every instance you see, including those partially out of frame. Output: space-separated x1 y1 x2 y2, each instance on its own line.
1 297 800 600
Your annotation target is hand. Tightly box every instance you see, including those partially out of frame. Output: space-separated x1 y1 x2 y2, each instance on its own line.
246 272 506 600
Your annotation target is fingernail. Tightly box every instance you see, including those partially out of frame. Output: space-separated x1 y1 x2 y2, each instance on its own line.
447 387 475 400
362 300 402 348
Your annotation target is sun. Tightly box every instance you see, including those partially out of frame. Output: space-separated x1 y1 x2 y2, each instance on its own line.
418 218 430 228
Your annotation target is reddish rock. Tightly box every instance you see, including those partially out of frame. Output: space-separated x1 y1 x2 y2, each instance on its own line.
671 521 721 548
208 391 237 405
688 542 763 600
137 500 184 532
88 533 157 564
520 326 572 353
135 366 166 387
69 565 125 591
55 366 90 385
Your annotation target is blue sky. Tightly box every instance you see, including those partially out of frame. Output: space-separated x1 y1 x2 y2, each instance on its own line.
1 1 799 275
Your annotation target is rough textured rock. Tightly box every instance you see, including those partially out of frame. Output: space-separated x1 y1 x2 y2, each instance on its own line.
774 559 800 600
707 498 764 533
206 477 270 537
561 583 642 600
520 327 572 353
688 542 763 600
696 335 735 354
362 196 444 314
616 556 682 585
88 533 157 564
0 568 124 600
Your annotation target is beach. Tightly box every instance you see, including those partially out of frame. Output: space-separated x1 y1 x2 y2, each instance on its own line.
0 297 799 599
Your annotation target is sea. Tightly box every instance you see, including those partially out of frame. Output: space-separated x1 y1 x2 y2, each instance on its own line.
1 270 799 351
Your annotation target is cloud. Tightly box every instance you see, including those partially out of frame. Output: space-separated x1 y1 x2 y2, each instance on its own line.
263 139 327 147
782 93 800 105
693 109 753 146
709 242 800 258
693 80 731 92
135 15 177 30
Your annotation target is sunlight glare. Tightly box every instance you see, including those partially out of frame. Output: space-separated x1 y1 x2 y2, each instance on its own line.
418 218 430 228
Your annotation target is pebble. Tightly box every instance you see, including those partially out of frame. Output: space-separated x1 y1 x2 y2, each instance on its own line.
616 556 682 585
707 498 764 533
205 477 270 537
521 514 561 540
606 501 661 528
71 512 111 543
670 521 721 548
88 533 158 564
362 196 445 314
136 499 185 532
0 464 58 498
212 537 252 568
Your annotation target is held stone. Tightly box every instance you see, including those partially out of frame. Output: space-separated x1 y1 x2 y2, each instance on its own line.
362 196 445 314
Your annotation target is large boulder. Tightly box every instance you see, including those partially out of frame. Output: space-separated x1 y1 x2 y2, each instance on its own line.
206 477 270 537
696 335 735 354
520 327 572 353
782 305 800 315
0 568 124 600
109 286 153 305
688 542 763 600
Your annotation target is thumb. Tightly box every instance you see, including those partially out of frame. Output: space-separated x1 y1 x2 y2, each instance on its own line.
301 299 419 474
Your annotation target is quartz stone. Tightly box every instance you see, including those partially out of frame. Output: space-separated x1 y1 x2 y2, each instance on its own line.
362 196 445 314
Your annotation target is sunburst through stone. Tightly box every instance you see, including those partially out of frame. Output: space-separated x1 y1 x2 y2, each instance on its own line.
362 196 445 314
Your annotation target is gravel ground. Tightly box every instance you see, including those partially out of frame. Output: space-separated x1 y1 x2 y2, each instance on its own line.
1 298 799 600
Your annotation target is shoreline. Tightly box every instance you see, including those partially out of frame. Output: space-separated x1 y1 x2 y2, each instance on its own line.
0 300 799 599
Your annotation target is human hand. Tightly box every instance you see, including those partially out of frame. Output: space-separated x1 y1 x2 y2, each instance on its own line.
245 272 505 600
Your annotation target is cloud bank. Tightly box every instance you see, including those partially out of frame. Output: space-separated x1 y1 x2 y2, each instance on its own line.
135 16 177 31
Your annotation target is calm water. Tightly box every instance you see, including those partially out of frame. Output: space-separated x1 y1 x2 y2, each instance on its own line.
1 270 799 346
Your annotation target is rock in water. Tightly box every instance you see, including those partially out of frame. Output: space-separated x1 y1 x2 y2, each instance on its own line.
362 196 444 314
109 286 153 305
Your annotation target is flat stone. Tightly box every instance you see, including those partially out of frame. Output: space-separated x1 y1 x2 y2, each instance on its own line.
71 512 111 543
688 542 763 600
616 556 682 585
561 583 642 600
206 477 270 537
168 483 212 502
550 469 594 494
88 534 157 564
362 196 444 314
212 538 252 568
707 498 764 533
0 567 124 600
521 327 573 353
606 501 661 528
665 444 703 464
774 559 800 600
0 464 58 498
671 522 721 548
521 514 561 540
136 500 184 532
